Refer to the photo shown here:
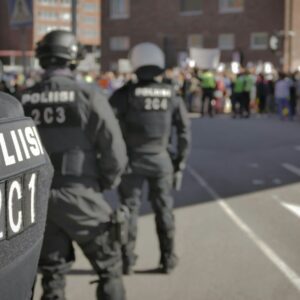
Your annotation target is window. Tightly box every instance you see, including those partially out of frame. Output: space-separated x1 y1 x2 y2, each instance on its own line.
61 0 71 5
38 0 58 5
38 10 59 20
218 34 235 50
81 29 98 39
82 16 97 25
110 36 130 51
59 25 71 31
251 32 268 50
110 0 130 19
37 25 60 35
61 12 71 21
110 62 118 71
83 3 97 12
180 0 202 13
38 0 71 5
187 34 203 49
36 25 46 34
219 0 244 13
38 25 71 34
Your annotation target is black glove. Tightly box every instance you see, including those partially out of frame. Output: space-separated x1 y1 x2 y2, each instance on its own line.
172 158 185 191
172 158 186 172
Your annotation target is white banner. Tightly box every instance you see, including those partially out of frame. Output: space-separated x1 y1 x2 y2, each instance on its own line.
189 48 220 69
118 59 132 73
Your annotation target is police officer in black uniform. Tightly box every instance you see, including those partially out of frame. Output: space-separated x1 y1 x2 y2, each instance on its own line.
0 91 53 300
21 30 128 300
110 43 191 274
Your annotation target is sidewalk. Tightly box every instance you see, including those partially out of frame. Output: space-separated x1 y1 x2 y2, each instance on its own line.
33 181 300 300
34 201 218 300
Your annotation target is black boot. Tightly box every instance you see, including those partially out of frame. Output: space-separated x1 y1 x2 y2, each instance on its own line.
96 277 126 300
160 253 178 274
122 252 137 275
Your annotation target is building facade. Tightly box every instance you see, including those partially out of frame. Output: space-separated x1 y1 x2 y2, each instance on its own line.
34 0 101 47
101 0 300 72
0 0 101 70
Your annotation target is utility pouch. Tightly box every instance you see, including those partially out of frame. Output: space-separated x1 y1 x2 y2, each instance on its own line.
111 205 130 245
61 148 85 177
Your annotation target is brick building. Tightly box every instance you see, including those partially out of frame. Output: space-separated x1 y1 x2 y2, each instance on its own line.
0 0 101 70
101 0 300 72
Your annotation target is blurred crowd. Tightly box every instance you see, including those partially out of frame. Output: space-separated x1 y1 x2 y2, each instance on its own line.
157 67 300 120
178 67 300 120
1 65 300 120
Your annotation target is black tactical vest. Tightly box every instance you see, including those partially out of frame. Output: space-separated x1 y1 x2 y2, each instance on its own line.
0 92 53 300
125 82 174 154
21 75 99 184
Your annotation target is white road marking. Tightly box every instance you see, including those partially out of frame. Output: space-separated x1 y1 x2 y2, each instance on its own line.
282 163 300 177
248 163 259 168
281 202 300 219
272 195 300 219
187 166 300 292
272 194 281 201
188 113 201 119
252 179 265 185
272 178 282 185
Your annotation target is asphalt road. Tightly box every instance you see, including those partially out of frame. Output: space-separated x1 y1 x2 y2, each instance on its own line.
34 114 300 300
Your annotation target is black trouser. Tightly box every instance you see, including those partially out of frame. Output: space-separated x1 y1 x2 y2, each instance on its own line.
242 92 251 117
258 95 266 113
39 183 125 300
118 173 175 267
201 88 214 116
290 96 297 117
231 93 243 116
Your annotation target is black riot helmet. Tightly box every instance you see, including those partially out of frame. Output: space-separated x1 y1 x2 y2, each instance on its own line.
36 30 85 69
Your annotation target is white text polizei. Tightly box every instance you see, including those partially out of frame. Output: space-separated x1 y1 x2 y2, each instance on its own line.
0 126 44 167
21 91 75 105
135 88 172 98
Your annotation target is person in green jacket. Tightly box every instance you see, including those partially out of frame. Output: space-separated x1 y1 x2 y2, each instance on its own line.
232 72 245 118
199 69 216 117
242 70 254 118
